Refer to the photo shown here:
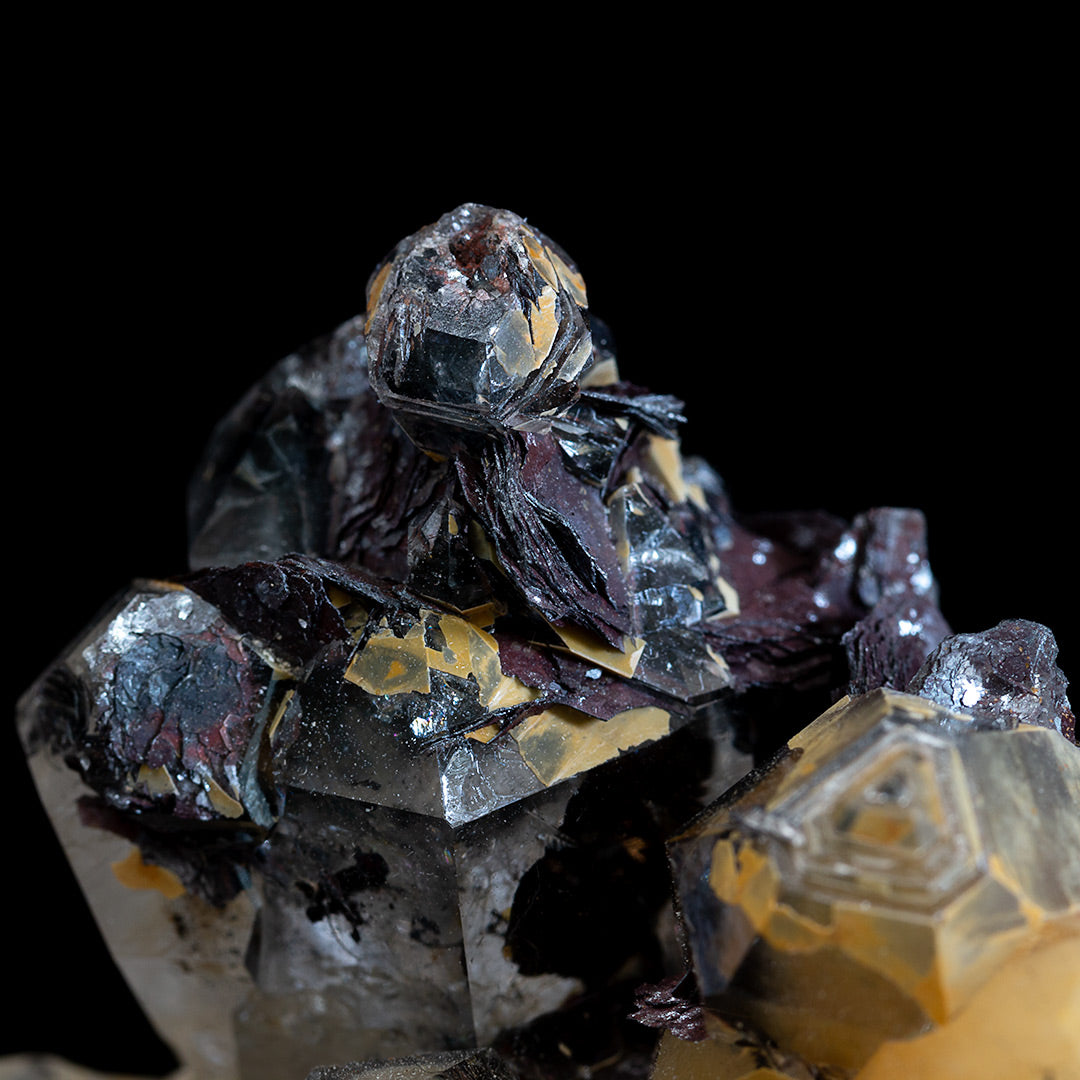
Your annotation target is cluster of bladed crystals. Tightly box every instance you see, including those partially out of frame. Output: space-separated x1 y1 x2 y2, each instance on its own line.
14 205 1078 1079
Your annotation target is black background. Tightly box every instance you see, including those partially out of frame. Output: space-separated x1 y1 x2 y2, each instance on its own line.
6 62 1074 1072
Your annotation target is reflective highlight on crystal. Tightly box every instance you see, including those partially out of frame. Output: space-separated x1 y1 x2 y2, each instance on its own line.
14 203 1076 1080
668 689 1080 1072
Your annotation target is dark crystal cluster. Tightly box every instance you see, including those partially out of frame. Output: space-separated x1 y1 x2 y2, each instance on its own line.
14 205 1077 1080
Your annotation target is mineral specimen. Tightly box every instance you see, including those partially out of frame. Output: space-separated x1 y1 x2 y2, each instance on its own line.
667 687 1080 1077
909 617 1076 741
306 1050 520 1080
18 205 751 1078
14 204 1075 1079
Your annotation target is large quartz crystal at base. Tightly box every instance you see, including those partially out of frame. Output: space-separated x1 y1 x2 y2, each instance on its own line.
307 1049 519 1079
649 936 1080 1079
18 567 749 1078
667 688 1080 1075
649 944 1080 1080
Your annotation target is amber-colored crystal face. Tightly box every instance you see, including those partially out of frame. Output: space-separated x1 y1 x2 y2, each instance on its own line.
781 727 983 911
669 689 1080 1072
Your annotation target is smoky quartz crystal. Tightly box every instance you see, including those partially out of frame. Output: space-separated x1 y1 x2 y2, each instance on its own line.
15 205 1077 1080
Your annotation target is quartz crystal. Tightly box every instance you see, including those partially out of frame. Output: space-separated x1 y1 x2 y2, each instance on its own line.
14 204 1076 1079
306 1049 519 1079
667 687 1080 1077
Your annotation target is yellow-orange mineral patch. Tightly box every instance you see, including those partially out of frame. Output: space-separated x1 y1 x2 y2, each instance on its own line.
511 705 670 786
111 847 185 900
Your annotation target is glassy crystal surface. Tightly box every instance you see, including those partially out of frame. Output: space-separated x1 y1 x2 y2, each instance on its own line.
17 204 1055 1080
307 1048 519 1079
18 562 751 1077
908 617 1076 741
364 205 592 447
668 688 1080 1074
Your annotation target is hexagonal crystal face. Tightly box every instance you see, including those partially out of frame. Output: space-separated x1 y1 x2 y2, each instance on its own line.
777 725 983 911
668 689 1080 1073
